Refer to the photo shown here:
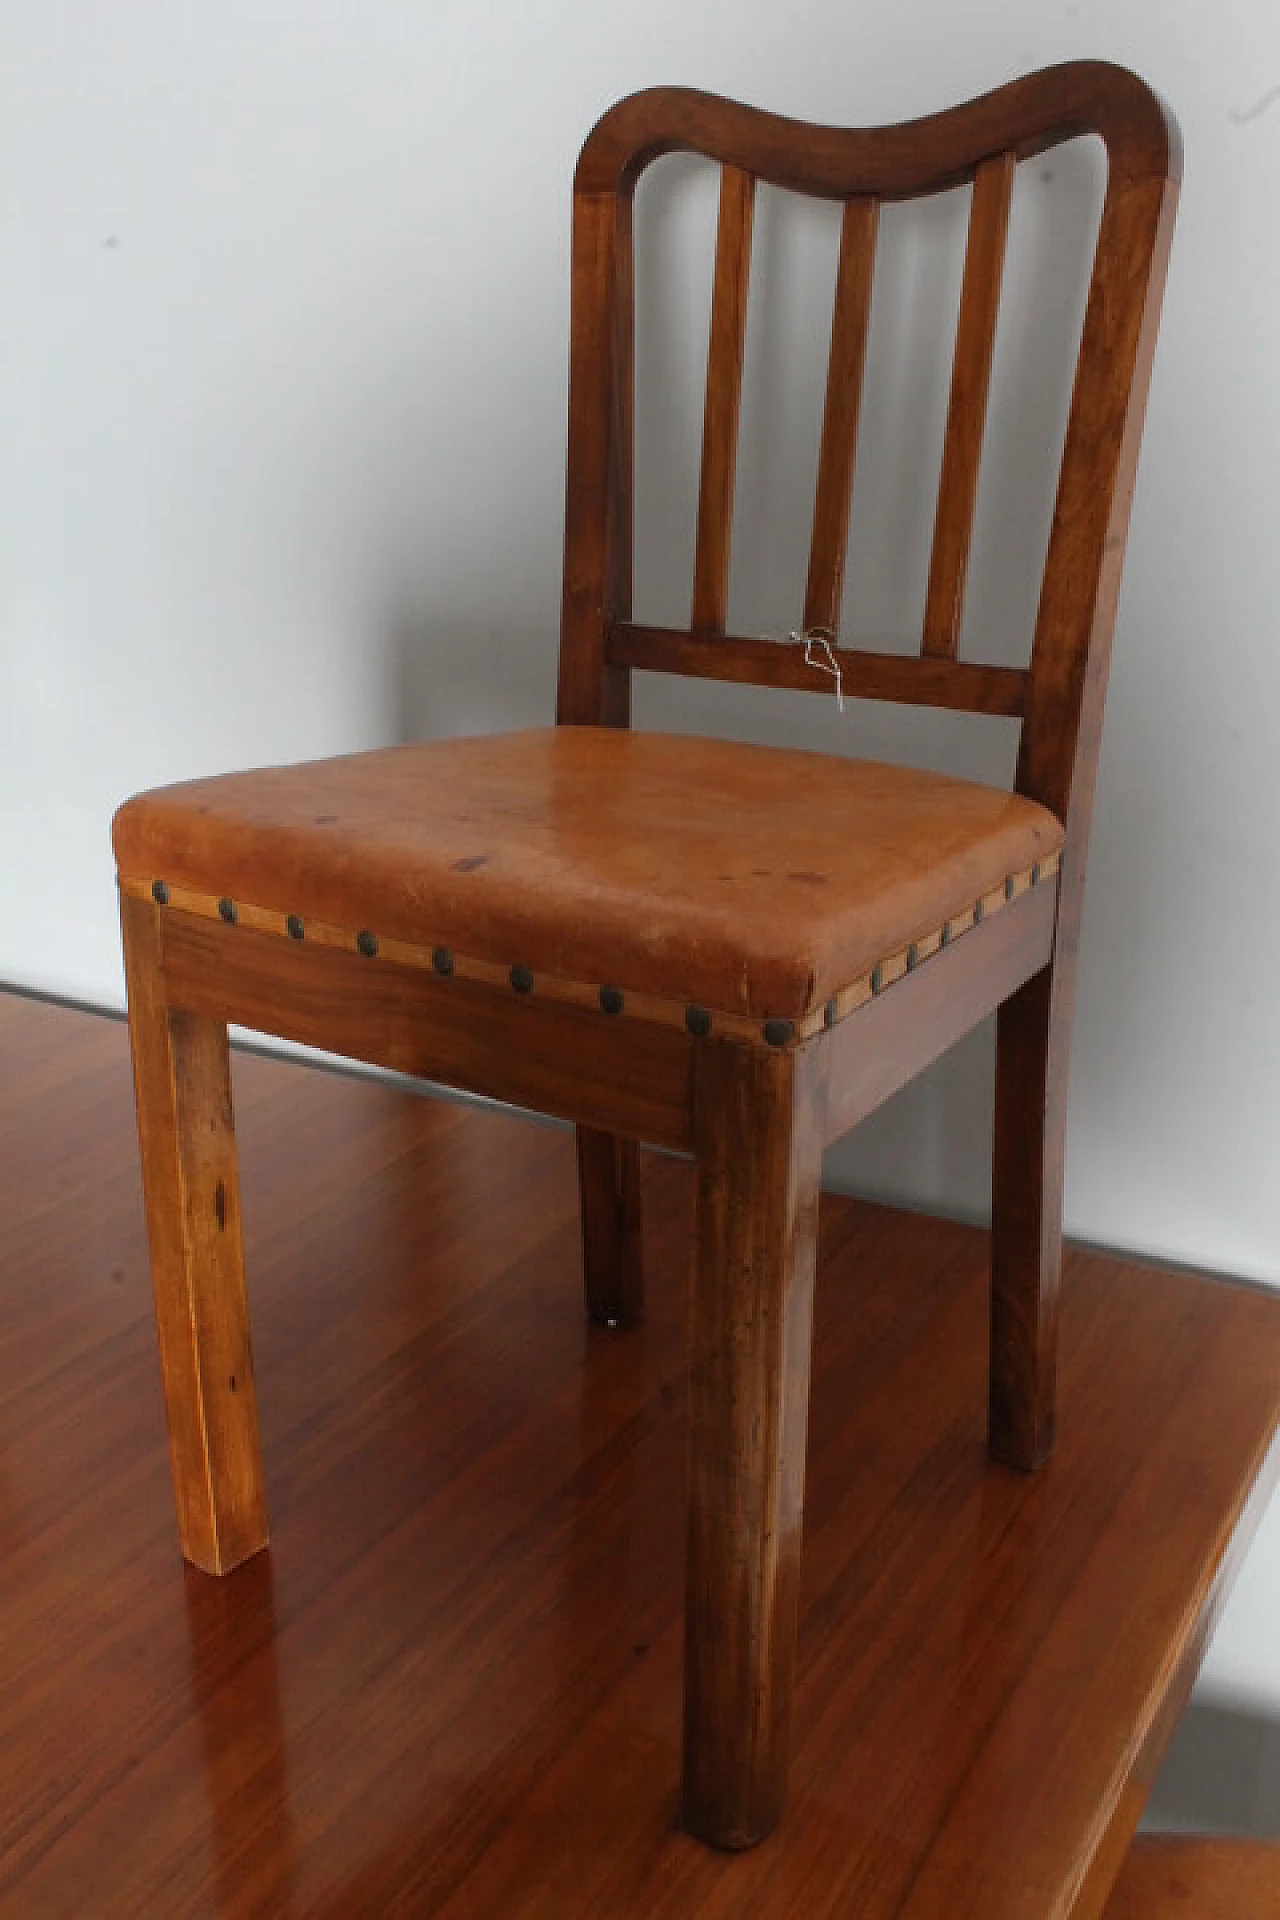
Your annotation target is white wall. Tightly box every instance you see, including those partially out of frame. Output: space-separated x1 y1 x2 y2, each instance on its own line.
2 2 1279 1717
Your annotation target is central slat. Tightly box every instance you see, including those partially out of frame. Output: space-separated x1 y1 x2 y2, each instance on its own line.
922 150 1016 660
691 165 756 634
804 196 879 636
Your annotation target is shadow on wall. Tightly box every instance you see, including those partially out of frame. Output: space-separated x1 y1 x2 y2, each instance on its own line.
388 603 553 746
1144 1694 1280 1837
385 135 1144 1221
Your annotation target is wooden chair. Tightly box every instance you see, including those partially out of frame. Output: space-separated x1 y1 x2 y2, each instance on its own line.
114 61 1179 1850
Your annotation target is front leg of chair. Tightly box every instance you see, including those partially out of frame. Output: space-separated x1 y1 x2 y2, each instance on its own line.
681 1037 825 1849
576 1125 644 1327
120 892 268 1575
989 959 1069 1470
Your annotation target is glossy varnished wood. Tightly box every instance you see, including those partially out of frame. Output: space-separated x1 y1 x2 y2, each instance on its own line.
683 1038 826 1844
158 909 697 1152
822 877 1055 1141
3 993 1277 1915
922 151 1015 661
119 893 268 1573
691 164 755 634
557 187 634 729
1103 1839 1280 1919
573 63 1175 202
991 160 1179 1469
607 621 1029 714
576 1126 644 1326
803 195 878 636
990 962 1064 1468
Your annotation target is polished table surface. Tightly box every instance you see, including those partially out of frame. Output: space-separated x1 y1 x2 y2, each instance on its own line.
0 990 1277 1916
1105 1838 1280 1916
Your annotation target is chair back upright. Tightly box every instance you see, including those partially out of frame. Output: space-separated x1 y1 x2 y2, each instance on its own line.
556 62 1180 910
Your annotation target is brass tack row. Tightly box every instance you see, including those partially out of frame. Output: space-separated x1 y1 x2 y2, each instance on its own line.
125 847 1059 1052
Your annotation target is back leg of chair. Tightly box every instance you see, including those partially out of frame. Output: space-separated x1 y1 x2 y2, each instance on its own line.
576 1125 644 1327
120 891 269 1574
989 959 1068 1470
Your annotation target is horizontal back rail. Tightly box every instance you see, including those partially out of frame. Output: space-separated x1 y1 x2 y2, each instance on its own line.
608 623 1027 717
574 63 1176 202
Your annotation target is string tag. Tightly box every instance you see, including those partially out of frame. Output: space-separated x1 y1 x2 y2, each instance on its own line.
790 627 844 713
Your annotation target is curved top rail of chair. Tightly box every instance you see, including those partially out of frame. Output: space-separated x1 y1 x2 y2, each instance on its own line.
575 60 1182 202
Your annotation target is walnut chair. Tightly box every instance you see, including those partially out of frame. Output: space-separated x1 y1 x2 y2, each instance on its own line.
114 62 1179 1850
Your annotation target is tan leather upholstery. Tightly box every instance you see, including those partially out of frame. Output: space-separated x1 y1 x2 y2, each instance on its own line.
113 727 1064 1021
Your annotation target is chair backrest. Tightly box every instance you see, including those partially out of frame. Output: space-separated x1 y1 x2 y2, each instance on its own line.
556 61 1179 873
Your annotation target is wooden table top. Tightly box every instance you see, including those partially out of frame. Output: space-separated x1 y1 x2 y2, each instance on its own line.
1104 1837 1280 1917
0 990 1276 1917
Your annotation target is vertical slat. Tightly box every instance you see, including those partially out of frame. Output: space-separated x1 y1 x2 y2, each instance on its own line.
691 165 756 634
803 196 879 635
922 151 1016 660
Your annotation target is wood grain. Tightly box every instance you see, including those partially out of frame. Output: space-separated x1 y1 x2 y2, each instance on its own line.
922 150 1015 660
574 63 1177 202
158 908 697 1151
683 1037 826 1845
823 877 1055 1144
1 991 1276 1916
119 893 268 1574
557 189 634 727
804 195 879 636
990 957 1064 1468
608 621 1028 714
1103 1839 1280 1919
691 164 755 633
992 151 1177 1481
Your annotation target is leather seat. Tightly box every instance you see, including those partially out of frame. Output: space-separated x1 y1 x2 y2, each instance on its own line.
113 727 1064 1024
